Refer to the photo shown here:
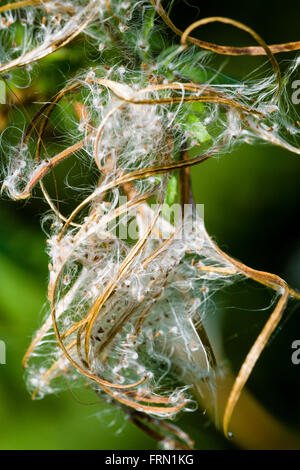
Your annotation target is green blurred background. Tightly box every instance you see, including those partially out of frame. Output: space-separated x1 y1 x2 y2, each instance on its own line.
1 0 300 449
